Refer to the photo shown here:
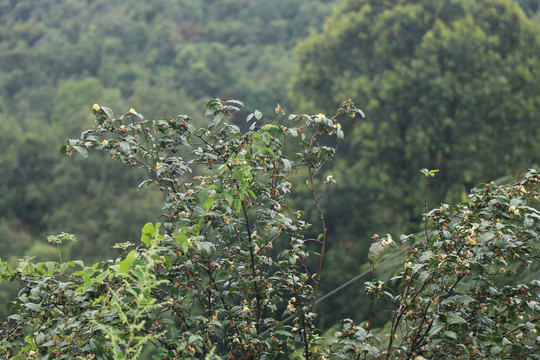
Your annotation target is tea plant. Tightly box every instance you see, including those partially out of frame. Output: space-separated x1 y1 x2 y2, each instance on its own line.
1 98 538 360
325 169 540 359
0 98 360 359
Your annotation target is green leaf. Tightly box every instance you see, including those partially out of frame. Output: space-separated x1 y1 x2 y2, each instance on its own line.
205 197 214 211
101 106 114 119
287 128 298 137
70 260 85 268
337 128 344 140
225 194 233 207
95 270 110 284
262 132 272 145
119 250 135 275
73 145 88 158
78 279 93 293
141 223 154 246
235 198 242 213
444 330 458 340
449 315 468 324
0 262 7 274
368 241 384 264
119 142 131 154
142 223 155 234
509 198 522 207
273 330 293 338
138 179 155 189
24 303 41 312
175 232 188 245
227 99 244 107
45 261 56 272
418 270 430 283
154 222 162 240
73 266 96 279
35 333 45 345
195 241 215 254
478 232 495 243
59 262 69 273
162 255 173 269
419 252 435 262
7 314 22 321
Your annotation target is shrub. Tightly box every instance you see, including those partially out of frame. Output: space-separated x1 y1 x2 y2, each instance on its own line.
1 99 538 359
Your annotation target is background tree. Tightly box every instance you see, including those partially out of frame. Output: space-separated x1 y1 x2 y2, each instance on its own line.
290 0 540 326
516 0 539 16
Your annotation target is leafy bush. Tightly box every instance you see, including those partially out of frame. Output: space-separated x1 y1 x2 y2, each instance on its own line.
0 99 359 359
0 99 538 359
326 169 540 359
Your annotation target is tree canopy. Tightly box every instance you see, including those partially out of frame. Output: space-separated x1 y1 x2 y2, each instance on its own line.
288 0 540 327
291 0 540 236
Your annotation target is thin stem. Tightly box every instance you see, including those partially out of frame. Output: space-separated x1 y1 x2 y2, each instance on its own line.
57 243 63 264
238 187 262 355
366 262 375 335
309 163 328 311
424 175 430 241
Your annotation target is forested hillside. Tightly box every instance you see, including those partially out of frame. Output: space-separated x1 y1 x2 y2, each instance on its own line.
0 0 336 261
0 0 539 332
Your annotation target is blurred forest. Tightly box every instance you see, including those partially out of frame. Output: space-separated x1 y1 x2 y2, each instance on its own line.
0 0 539 329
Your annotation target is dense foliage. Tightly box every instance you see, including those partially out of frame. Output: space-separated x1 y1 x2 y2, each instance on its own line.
363 169 540 359
1 98 362 359
1 100 538 359
0 0 539 348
